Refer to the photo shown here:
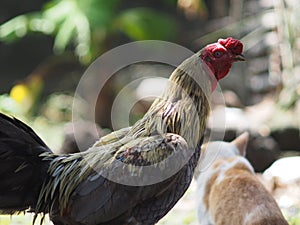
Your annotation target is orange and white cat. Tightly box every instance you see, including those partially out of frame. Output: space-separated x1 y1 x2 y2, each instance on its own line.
195 132 288 225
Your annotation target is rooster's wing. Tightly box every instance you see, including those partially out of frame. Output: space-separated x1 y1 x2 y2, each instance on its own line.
53 133 189 225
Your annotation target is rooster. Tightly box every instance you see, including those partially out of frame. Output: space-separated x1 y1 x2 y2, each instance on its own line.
0 38 244 225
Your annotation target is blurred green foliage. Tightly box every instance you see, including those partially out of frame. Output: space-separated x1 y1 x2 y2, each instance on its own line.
274 0 300 110
115 8 177 41
0 0 187 119
0 0 179 64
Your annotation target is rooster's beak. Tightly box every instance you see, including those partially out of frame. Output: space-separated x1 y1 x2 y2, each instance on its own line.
235 54 245 61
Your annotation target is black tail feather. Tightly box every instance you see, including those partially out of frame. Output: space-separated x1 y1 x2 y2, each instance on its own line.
0 113 52 213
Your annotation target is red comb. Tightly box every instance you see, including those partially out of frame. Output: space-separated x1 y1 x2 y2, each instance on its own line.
218 37 243 54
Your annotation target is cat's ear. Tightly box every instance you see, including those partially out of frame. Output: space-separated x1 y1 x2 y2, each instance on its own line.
231 132 249 156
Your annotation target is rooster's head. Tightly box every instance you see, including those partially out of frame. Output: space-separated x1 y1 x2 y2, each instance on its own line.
200 37 245 90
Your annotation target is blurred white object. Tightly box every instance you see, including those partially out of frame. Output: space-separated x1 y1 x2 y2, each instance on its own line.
136 77 168 101
263 156 300 183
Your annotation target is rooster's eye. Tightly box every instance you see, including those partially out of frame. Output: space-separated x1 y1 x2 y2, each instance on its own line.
213 51 223 58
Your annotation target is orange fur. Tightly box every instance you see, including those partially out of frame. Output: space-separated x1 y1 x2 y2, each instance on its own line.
196 133 288 225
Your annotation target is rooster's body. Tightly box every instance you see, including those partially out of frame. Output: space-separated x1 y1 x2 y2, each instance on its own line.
0 38 244 225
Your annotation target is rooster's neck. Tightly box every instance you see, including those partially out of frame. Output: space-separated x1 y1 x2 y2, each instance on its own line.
132 54 212 148
167 53 212 98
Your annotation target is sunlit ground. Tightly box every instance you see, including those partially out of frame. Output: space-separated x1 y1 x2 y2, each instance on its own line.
1 180 299 225
0 214 51 225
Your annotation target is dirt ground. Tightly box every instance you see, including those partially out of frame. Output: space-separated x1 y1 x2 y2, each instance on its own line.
1 177 299 225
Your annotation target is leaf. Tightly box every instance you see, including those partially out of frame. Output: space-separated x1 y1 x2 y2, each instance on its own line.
42 0 92 60
53 16 76 53
77 0 121 28
73 13 91 60
163 0 178 6
115 8 177 41
43 0 76 26
0 15 28 42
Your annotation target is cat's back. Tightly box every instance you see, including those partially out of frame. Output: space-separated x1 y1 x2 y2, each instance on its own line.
208 157 288 225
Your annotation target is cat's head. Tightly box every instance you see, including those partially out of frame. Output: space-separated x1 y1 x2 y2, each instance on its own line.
198 132 249 171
